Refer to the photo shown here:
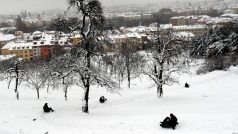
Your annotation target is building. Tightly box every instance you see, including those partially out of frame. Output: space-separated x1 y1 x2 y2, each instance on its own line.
1 42 34 61
70 34 82 46
156 8 175 24
172 25 209 35
112 33 148 50
0 34 17 49
169 16 187 26
1 31 71 61
169 15 212 26
2 41 53 61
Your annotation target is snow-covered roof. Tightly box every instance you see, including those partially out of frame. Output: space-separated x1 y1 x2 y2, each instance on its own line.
170 16 186 19
207 17 233 24
0 27 16 31
221 13 238 19
33 31 42 35
1 42 33 50
171 15 212 21
160 24 173 30
173 25 208 30
113 35 127 39
126 33 146 38
173 32 195 38
0 34 16 41
124 25 173 33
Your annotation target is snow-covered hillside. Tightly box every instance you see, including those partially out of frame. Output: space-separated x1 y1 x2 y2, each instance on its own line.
0 66 238 134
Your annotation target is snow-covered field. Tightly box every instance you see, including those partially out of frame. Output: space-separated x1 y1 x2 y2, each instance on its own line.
1 65 238 134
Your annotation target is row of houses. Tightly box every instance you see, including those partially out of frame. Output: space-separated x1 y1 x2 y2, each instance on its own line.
169 13 238 26
122 24 209 36
169 15 211 26
1 31 72 61
1 41 61 61
0 29 87 61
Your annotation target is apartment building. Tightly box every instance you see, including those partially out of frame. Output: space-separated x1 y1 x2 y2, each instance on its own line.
169 16 187 26
1 42 34 61
169 15 211 26
172 25 209 35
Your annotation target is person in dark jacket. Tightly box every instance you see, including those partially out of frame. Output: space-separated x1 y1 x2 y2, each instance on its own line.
160 116 171 128
43 103 54 113
99 96 107 103
169 113 178 129
185 82 190 88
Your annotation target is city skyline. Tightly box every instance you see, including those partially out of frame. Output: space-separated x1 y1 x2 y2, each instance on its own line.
0 0 203 15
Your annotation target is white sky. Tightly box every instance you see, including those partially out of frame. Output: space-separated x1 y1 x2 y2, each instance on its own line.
0 0 197 14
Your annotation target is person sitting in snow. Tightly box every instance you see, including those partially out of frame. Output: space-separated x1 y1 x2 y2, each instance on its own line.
99 96 107 103
160 113 178 129
43 103 54 113
169 113 178 129
160 116 171 128
185 82 190 88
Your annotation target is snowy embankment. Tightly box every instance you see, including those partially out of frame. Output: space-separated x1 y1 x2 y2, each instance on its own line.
0 65 238 134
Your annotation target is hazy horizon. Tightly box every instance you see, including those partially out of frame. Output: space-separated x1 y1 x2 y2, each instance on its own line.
0 0 202 15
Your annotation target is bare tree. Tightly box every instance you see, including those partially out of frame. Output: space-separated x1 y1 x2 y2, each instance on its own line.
119 41 144 88
68 48 118 113
24 61 49 99
0 59 24 100
105 54 126 90
53 0 118 113
143 31 189 98
50 55 74 101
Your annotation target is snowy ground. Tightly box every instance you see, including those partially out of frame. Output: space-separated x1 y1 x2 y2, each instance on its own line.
1 64 238 134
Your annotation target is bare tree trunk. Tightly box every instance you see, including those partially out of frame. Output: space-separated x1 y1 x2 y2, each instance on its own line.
15 81 19 100
47 82 50 93
37 88 40 99
127 68 131 89
15 63 19 100
155 62 164 98
82 42 91 113
157 82 163 98
64 84 68 101
82 84 90 113
126 57 131 88
8 79 12 89
158 63 164 98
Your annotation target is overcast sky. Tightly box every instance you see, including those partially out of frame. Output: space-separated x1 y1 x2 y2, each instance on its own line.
0 0 191 14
